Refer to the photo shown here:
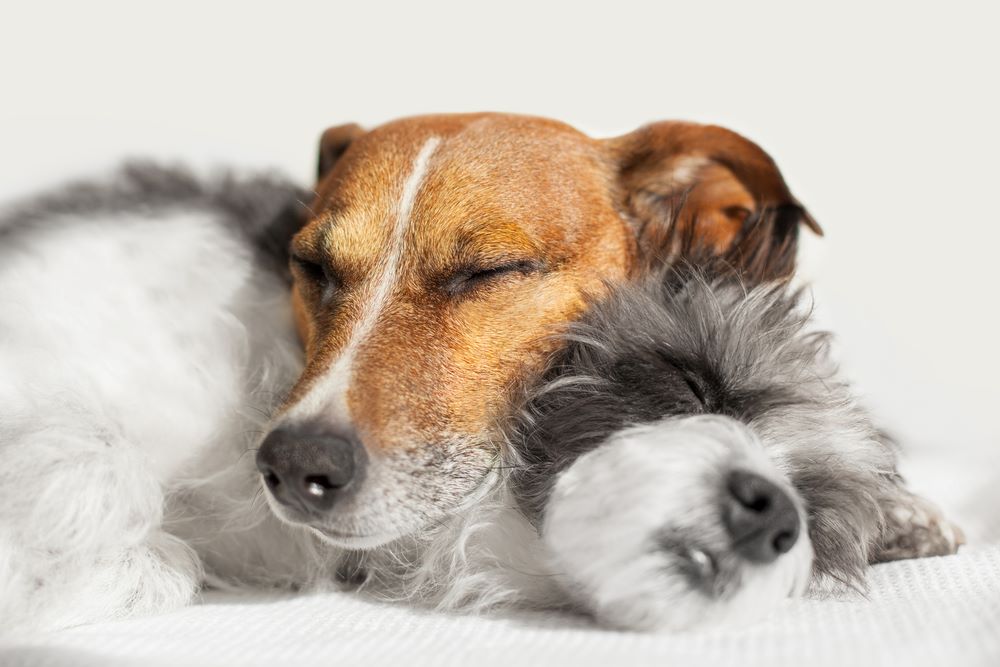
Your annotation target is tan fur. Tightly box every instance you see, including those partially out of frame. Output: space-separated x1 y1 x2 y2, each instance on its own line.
283 113 814 457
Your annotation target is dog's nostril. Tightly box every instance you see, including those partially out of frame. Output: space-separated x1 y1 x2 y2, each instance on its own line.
729 473 773 514
263 469 281 490
773 529 796 554
744 494 770 513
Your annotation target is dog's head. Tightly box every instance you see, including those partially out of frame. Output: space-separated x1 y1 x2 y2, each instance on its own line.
256 113 819 548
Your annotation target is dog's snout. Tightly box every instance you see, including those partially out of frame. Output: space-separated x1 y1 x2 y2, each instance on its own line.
256 426 361 515
723 470 800 563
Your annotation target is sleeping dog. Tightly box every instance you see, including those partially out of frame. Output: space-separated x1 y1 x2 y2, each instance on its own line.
0 114 961 634
507 264 963 629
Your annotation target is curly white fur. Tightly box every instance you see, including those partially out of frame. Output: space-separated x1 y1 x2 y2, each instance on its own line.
0 210 300 634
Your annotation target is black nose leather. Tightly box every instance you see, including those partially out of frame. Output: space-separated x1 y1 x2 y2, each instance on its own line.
724 470 800 563
256 427 359 515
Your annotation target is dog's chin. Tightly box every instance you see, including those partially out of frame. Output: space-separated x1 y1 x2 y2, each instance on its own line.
261 489 410 550
307 525 404 551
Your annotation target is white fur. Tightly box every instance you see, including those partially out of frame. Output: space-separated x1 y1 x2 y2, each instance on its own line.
0 211 302 635
287 137 441 425
543 415 814 631
0 213 254 482
350 470 567 612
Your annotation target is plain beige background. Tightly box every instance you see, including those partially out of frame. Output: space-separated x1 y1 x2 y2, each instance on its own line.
1 1 997 470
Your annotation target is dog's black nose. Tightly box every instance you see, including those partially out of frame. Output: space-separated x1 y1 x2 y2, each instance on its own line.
256 426 360 515
723 470 800 563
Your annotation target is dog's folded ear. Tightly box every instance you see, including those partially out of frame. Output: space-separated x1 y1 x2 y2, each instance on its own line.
317 123 366 180
607 122 821 281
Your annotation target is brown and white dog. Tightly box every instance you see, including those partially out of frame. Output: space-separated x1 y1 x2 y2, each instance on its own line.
260 113 821 547
0 113 960 635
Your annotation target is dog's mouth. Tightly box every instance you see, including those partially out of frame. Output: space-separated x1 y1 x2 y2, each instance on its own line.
258 439 501 552
655 533 732 596
308 526 403 550
671 544 724 594
261 491 408 550
681 546 719 581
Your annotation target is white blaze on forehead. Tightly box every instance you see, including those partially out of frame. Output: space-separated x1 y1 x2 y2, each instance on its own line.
288 136 441 423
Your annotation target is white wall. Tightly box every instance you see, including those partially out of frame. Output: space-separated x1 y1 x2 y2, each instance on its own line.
2 0 998 458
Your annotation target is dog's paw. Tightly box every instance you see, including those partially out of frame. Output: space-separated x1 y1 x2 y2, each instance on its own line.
873 490 964 562
542 415 813 631
0 530 201 638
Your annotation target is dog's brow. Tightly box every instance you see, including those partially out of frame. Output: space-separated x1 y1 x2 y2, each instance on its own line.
290 233 325 260
293 211 377 278
291 209 348 254
451 224 541 266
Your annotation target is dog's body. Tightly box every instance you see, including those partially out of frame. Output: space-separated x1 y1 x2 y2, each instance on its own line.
0 114 961 635
0 165 310 631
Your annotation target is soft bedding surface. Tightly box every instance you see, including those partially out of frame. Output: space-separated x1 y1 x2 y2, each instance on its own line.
3 547 999 667
4 450 999 667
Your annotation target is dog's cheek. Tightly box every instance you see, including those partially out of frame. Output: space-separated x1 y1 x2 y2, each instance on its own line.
541 433 719 631
445 279 592 428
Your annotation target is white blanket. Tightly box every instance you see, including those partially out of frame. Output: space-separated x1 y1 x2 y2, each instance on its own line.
3 548 998 667
5 450 999 667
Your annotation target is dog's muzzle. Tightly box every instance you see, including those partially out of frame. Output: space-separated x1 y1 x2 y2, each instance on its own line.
256 425 365 517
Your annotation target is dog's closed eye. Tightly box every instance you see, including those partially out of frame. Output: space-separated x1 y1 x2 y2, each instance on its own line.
291 253 341 300
443 259 542 297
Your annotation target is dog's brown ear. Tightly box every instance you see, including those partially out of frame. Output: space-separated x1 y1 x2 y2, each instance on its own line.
317 123 365 180
607 122 821 281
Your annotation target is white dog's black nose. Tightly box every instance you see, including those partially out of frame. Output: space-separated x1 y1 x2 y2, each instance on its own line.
724 470 800 563
256 427 360 515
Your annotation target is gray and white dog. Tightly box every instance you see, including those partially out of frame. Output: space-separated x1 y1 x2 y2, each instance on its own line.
506 264 963 628
0 164 961 636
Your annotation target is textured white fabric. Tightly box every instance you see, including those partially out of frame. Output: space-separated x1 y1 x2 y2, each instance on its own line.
3 546 999 667
4 445 999 667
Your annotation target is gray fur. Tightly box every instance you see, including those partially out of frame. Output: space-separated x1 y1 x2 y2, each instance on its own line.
0 161 310 276
509 265 902 586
